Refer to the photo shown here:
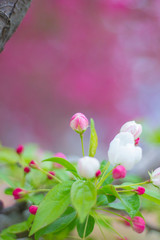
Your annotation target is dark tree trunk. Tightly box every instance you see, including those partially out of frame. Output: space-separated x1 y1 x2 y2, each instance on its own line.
0 0 32 52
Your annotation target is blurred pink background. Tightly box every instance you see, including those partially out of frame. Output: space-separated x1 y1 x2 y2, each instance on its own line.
0 0 160 156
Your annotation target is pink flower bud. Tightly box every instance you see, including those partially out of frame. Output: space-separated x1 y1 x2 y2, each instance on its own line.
134 186 145 195
135 137 140 146
112 165 126 179
120 121 142 140
95 170 101 177
16 145 24 154
29 205 38 215
151 167 160 187
12 188 25 200
70 113 89 134
132 216 145 233
78 156 100 178
48 171 55 179
29 160 39 169
54 152 67 168
123 216 131 227
24 166 31 173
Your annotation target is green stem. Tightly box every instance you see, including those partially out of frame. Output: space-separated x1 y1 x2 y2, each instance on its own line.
80 134 85 157
39 168 62 183
28 189 50 194
97 163 112 189
83 215 89 240
115 180 150 189
95 219 106 240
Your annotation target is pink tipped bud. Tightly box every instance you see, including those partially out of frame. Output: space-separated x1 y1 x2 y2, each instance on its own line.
132 216 145 233
16 145 24 154
112 165 126 179
123 216 131 227
120 121 142 140
135 137 140 146
48 171 55 179
134 186 145 195
95 170 101 177
151 167 160 187
54 152 67 168
29 160 39 169
12 188 25 200
70 113 89 134
29 205 38 215
24 166 31 173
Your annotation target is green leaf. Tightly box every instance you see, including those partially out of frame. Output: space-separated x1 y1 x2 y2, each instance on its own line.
42 157 80 178
97 195 109 206
35 207 76 240
89 119 98 157
71 180 97 223
77 215 95 238
4 187 14 195
142 188 160 205
7 222 28 234
29 181 73 236
118 193 140 218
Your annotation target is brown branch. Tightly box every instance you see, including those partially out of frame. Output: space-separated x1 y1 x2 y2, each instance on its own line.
0 0 32 52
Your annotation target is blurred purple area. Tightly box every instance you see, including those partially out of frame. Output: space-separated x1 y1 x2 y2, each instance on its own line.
0 0 160 156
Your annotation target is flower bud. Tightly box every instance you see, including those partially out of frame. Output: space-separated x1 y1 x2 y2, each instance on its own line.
108 132 142 170
134 186 145 195
123 216 131 226
78 156 100 178
12 188 26 200
95 170 101 177
16 145 24 154
112 165 126 179
70 113 89 134
29 205 38 215
151 167 160 187
120 121 142 140
135 137 140 146
132 216 145 233
54 152 66 168
24 166 31 173
29 160 39 169
48 171 55 179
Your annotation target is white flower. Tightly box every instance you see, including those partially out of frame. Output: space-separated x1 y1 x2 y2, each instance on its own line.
78 156 100 178
151 168 160 187
120 121 142 140
108 132 142 170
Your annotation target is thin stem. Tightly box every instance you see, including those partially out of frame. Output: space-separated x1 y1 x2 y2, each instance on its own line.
28 189 50 194
96 162 110 188
39 168 62 183
115 180 150 189
97 168 112 189
83 215 89 240
96 220 106 240
80 134 85 157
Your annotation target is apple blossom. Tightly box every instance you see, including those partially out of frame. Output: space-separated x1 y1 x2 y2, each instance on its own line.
120 121 142 140
70 113 89 134
151 167 160 187
78 156 100 178
108 132 142 170
132 216 145 233
112 165 126 179
29 205 38 215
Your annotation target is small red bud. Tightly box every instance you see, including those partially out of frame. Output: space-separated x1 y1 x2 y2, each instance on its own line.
24 166 31 173
48 171 55 180
132 216 145 233
29 160 39 169
134 186 145 195
135 137 140 145
95 170 101 177
29 205 38 215
16 145 24 154
12 188 25 200
123 216 131 227
112 165 126 179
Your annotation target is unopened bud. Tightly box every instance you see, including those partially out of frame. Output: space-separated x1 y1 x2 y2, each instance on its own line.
95 170 101 177
151 167 160 187
123 216 131 227
29 205 38 215
12 188 26 200
24 166 31 173
29 160 39 169
16 145 24 154
112 165 126 179
78 156 100 179
48 171 55 179
70 113 89 134
132 216 145 233
134 186 145 195
54 152 66 168
120 121 142 140
135 137 140 146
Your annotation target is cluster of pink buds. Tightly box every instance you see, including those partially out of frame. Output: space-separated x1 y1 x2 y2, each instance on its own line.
12 188 27 200
29 205 38 215
123 216 145 234
112 165 126 179
70 113 89 134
